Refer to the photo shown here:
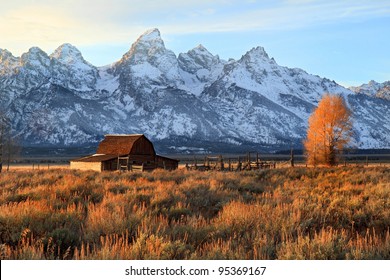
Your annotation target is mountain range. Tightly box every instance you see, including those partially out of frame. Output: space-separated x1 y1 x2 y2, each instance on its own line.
0 28 389 153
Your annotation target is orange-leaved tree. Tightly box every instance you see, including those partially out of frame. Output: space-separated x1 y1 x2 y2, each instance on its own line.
304 93 353 166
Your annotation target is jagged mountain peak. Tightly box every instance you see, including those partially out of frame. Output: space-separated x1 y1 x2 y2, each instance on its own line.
22 47 49 59
183 44 213 57
115 28 180 87
52 43 81 57
20 47 50 67
0 49 19 75
27 46 47 54
50 43 90 66
118 28 170 66
185 44 218 61
130 28 165 51
192 44 209 52
181 44 214 59
0 48 15 59
0 28 389 151
178 43 222 76
49 43 98 92
0 49 18 65
138 28 162 42
350 80 390 100
240 46 272 62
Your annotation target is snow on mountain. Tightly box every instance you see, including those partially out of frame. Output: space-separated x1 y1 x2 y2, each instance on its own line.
115 28 182 91
347 94 390 148
50 43 99 92
178 44 225 96
0 49 19 76
96 65 119 94
0 28 389 152
19 47 52 89
198 45 358 148
350 80 390 100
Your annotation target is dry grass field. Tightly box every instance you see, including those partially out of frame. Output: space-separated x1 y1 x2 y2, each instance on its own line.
0 167 389 260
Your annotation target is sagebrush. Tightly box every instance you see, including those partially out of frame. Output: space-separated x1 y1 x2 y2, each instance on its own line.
0 167 389 259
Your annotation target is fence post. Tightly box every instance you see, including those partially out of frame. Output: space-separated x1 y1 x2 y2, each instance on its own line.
290 148 295 167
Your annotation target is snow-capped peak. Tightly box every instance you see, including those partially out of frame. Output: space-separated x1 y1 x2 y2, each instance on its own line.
0 49 19 75
350 80 390 100
138 28 162 42
49 44 98 92
0 49 17 65
178 43 225 95
20 47 50 68
50 43 88 66
27 46 47 55
115 28 180 88
179 44 220 71
0 48 15 60
187 44 219 62
193 44 209 52
117 28 168 66
241 46 271 62
0 28 389 151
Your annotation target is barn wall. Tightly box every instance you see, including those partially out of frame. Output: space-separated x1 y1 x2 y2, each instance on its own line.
127 155 155 165
102 159 118 171
131 136 156 156
156 156 179 170
70 161 102 172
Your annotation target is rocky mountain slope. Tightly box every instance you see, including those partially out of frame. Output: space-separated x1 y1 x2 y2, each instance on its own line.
350 80 390 101
0 28 389 153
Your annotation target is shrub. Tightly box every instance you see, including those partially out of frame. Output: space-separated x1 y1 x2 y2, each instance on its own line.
1 167 389 260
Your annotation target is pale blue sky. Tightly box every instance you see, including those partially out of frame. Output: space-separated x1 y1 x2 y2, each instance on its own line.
0 0 389 86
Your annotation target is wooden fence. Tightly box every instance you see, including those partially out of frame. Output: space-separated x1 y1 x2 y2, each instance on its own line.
185 153 279 171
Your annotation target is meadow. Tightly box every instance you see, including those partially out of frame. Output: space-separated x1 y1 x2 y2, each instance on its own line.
0 167 389 260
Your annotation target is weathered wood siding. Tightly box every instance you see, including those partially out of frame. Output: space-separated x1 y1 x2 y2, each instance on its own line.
156 156 179 170
102 160 118 171
130 136 156 156
128 154 156 164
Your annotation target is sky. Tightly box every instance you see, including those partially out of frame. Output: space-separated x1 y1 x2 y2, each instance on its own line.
0 0 389 87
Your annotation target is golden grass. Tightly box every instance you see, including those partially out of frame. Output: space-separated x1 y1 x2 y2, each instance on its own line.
0 167 389 259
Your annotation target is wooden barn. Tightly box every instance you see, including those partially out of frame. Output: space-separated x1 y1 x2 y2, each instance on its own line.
70 134 179 172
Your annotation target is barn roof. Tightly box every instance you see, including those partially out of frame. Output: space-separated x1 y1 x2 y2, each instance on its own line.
156 155 179 162
71 154 118 162
96 134 146 155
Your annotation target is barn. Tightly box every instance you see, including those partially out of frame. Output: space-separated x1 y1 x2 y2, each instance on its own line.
70 134 179 172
